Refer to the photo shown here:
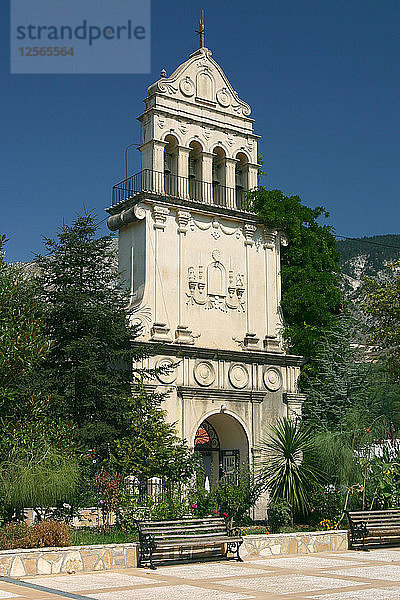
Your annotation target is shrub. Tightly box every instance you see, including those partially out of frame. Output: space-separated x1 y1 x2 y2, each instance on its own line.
307 485 344 526
24 520 72 548
0 520 71 550
190 464 261 527
267 498 292 533
0 448 80 516
0 522 30 550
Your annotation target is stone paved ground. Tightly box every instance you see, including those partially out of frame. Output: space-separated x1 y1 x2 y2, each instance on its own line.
2 548 400 599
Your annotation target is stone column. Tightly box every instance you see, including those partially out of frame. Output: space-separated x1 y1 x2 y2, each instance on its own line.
150 204 171 342
247 162 260 190
225 157 238 209
175 210 195 344
243 223 260 350
177 146 190 199
139 139 167 194
263 229 281 352
201 151 214 204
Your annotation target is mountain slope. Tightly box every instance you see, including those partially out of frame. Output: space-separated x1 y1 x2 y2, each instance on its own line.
337 234 400 295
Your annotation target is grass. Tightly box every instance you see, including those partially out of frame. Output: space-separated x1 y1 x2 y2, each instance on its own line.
71 523 332 546
72 528 138 546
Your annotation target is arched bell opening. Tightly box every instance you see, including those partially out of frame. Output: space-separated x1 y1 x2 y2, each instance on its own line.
194 413 249 490
212 146 226 206
188 141 203 201
164 134 179 195
235 152 249 209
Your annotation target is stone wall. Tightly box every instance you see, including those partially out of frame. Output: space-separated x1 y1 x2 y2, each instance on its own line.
0 543 137 577
241 530 348 557
0 531 348 577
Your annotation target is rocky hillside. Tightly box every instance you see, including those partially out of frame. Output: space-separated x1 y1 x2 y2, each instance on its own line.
337 234 400 297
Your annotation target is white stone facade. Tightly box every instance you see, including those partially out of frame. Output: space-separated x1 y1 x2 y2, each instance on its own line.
107 47 305 517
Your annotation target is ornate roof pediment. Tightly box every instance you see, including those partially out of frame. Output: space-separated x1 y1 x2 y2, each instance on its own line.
147 47 251 118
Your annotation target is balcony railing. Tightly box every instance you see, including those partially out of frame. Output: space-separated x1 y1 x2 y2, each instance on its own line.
112 169 254 213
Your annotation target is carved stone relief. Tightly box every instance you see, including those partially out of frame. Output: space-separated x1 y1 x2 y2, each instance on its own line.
228 363 249 389
263 367 282 391
190 216 242 240
130 304 152 335
186 250 245 313
194 361 216 387
216 88 231 107
156 357 177 384
179 76 195 97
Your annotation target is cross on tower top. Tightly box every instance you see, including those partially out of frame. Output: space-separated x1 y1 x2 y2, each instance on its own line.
195 10 205 48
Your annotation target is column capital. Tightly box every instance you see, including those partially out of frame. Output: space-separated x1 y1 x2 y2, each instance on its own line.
243 223 257 246
177 145 192 153
153 205 170 230
139 139 167 151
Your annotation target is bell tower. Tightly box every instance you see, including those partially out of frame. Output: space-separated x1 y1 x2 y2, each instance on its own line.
107 46 305 512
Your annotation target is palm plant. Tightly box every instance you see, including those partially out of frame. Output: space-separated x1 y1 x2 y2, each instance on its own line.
257 417 320 518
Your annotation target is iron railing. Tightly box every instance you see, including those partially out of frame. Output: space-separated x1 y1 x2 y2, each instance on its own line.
112 169 254 213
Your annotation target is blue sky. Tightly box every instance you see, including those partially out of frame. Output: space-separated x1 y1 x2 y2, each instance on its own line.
1 0 399 261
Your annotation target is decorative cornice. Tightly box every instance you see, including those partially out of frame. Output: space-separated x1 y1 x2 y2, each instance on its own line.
132 341 304 368
177 386 265 403
284 393 307 405
106 194 261 225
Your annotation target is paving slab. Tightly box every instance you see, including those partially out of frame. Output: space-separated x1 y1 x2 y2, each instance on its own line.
310 588 400 600
249 556 360 570
23 572 162 593
217 574 366 594
332 550 400 562
87 584 254 600
154 563 266 579
329 564 400 581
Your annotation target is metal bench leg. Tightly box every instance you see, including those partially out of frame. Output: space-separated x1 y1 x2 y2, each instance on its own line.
226 540 243 562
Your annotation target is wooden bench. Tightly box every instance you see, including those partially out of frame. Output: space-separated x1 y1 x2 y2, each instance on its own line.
135 516 243 569
346 509 400 549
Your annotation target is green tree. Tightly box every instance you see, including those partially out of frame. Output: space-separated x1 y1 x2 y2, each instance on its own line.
115 379 198 482
302 313 370 429
34 210 195 475
0 234 50 415
363 260 400 380
34 211 139 456
251 188 342 365
0 235 78 523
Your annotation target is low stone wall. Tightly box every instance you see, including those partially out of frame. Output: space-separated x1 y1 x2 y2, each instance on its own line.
0 531 348 577
0 543 137 577
241 530 348 557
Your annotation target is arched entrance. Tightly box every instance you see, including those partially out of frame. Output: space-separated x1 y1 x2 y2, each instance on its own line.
194 413 249 488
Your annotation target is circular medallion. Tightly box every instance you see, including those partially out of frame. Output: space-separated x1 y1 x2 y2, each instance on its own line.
228 363 249 389
216 88 231 107
263 367 282 392
211 249 221 261
194 361 216 387
179 76 195 97
156 357 177 384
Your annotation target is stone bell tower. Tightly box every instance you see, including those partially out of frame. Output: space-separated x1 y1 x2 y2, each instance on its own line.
107 46 305 508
